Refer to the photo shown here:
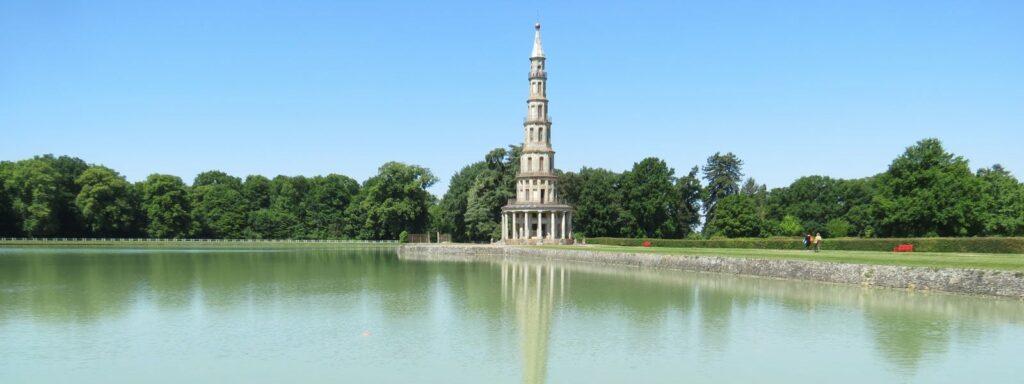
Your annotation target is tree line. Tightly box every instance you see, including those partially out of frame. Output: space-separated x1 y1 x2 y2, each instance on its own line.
436 138 1024 241
3 138 1021 240
0 156 436 240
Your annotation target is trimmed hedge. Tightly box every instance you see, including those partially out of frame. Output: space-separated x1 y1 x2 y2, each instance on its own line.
587 237 1024 254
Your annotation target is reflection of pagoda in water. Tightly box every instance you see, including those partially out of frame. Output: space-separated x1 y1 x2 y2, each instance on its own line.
502 261 567 384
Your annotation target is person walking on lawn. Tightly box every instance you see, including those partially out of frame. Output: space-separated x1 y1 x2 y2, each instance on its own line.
814 232 823 252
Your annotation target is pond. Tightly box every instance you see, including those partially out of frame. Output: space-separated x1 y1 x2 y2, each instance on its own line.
1 247 1021 383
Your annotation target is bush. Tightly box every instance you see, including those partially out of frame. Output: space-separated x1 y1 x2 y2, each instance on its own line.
778 215 804 237
825 218 851 238
399 230 409 243
586 236 1024 254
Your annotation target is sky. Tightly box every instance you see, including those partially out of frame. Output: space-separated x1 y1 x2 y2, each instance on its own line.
2 0 1022 196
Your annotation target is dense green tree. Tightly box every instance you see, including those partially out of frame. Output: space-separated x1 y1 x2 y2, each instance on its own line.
434 146 520 242
246 208 296 239
249 175 308 238
462 147 519 241
190 171 247 238
975 165 1024 236
874 138 983 237
434 162 487 240
74 166 140 237
270 176 308 215
0 161 17 235
673 166 703 237
464 169 506 241
766 176 845 234
702 152 744 234
194 170 242 189
560 167 631 238
766 175 878 237
621 158 677 238
837 178 878 237
141 174 194 238
242 175 272 211
48 155 90 236
303 174 360 239
346 162 437 240
711 194 765 238
0 155 90 237
2 157 63 236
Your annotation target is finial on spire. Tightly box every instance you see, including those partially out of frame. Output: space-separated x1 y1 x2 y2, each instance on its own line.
531 22 545 58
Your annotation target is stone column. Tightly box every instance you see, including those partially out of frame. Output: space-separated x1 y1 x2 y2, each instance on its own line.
560 212 566 240
502 213 508 240
549 211 555 239
512 212 518 240
568 212 573 239
525 212 531 239
537 211 543 239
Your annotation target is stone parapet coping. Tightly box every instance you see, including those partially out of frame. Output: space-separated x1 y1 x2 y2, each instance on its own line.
399 244 1024 299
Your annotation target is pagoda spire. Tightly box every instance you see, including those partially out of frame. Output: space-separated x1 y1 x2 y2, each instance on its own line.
531 23 545 58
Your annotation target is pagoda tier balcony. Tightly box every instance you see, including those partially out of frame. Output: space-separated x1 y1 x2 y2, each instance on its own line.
504 199 572 208
515 171 558 179
529 70 547 79
523 116 552 124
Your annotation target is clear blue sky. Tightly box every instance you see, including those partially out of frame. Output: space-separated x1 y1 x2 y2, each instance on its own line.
3 0 1022 196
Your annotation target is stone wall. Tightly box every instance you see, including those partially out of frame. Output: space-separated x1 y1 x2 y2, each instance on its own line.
398 244 1024 298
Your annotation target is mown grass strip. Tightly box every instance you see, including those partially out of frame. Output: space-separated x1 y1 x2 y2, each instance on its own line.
540 244 1024 272
586 236 1024 254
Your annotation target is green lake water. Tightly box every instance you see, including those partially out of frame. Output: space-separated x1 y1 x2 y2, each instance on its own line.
1 247 1022 383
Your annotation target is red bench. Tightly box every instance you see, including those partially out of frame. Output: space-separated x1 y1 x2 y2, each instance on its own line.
893 244 914 252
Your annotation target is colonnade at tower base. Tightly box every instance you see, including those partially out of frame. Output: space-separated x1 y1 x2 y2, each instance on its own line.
501 204 575 245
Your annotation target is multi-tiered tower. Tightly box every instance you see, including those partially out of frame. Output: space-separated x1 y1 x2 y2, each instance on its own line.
501 23 573 245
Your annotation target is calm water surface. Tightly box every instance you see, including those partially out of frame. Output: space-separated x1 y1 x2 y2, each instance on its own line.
1 247 1022 383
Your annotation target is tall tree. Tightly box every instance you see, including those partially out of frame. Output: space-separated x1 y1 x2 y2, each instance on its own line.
74 166 140 237
3 157 63 236
711 194 766 238
740 177 770 234
48 155 90 236
673 166 703 237
303 174 360 239
560 167 631 238
766 176 843 234
190 171 247 238
463 147 519 241
621 158 677 238
702 152 744 235
242 175 272 211
346 162 437 240
253 175 308 238
141 174 194 238
874 138 983 237
975 165 1024 236
434 145 520 241
434 162 487 241
464 169 506 240
0 161 17 235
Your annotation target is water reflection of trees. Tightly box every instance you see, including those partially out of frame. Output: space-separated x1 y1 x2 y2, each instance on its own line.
5 248 1023 378
415 254 1024 377
0 248 400 323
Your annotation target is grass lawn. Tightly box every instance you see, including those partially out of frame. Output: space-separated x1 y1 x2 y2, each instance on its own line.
539 244 1024 272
